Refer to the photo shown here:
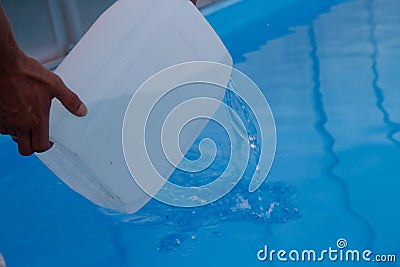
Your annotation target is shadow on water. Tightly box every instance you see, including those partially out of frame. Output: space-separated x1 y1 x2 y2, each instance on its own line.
308 23 376 247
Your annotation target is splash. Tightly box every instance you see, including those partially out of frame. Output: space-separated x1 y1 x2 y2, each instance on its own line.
102 86 298 253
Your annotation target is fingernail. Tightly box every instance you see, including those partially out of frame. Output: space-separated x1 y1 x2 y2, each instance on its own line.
77 103 88 117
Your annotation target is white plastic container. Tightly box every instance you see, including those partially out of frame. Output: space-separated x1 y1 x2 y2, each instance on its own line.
37 0 232 213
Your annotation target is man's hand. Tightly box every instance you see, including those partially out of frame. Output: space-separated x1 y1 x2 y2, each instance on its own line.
0 3 87 156
0 54 87 156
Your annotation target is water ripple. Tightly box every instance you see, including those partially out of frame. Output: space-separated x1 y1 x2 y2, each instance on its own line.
101 180 300 252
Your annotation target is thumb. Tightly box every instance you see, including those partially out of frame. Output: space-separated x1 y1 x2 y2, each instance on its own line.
53 76 87 117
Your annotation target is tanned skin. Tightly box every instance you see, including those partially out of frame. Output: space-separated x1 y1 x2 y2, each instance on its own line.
0 4 87 156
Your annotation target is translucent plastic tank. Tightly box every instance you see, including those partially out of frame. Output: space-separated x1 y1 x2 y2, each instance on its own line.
37 0 232 214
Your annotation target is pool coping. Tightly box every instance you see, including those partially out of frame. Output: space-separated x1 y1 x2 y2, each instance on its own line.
197 0 224 9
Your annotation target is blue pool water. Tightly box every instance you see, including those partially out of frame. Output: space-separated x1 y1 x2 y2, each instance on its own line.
1 0 400 266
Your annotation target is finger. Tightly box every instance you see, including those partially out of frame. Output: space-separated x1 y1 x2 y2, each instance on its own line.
31 116 52 153
17 130 33 156
52 76 88 117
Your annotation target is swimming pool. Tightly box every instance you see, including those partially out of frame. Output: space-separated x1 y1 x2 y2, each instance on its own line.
1 0 399 266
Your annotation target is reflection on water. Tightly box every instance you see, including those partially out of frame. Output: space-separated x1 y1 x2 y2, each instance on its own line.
308 23 376 247
367 0 400 147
